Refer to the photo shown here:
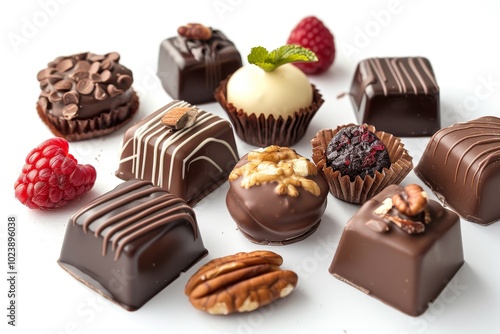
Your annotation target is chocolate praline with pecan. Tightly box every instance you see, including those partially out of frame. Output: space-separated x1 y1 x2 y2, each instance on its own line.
36 51 139 141
226 146 329 245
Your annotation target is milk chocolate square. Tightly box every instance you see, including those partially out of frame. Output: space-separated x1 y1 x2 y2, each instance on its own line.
58 179 208 311
415 116 500 225
329 184 464 316
349 57 440 137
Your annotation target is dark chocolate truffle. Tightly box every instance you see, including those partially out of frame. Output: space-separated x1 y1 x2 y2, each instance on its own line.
349 57 440 137
58 179 208 311
415 116 500 225
37 52 139 141
157 23 242 104
226 146 329 245
326 124 391 181
115 100 239 206
330 184 464 316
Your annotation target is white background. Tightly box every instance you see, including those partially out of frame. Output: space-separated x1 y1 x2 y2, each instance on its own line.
2 0 500 333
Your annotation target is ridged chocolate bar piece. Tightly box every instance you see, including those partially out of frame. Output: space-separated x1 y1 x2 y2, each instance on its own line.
349 57 440 137
415 116 500 225
58 179 208 311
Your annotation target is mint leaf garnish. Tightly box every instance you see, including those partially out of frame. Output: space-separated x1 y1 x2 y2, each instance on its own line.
247 45 318 72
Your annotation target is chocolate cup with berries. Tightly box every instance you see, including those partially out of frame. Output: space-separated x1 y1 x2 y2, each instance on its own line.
215 77 323 147
311 124 413 204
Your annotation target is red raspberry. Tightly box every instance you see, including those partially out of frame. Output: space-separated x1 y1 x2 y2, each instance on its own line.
287 16 335 74
14 138 96 209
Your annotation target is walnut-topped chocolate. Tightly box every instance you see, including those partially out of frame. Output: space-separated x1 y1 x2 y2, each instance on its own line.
36 51 138 141
226 145 329 245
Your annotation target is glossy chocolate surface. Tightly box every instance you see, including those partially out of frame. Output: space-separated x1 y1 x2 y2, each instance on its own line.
329 184 464 316
226 150 329 245
58 179 208 311
115 100 239 206
415 116 500 225
37 52 138 141
157 29 242 104
349 57 440 137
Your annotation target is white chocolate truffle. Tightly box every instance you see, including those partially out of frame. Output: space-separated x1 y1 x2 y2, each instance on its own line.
226 63 313 118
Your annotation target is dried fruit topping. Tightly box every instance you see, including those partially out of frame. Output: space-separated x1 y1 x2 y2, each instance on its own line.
14 138 96 209
177 23 213 40
185 250 298 315
287 16 335 74
229 146 320 197
161 106 199 130
326 125 391 181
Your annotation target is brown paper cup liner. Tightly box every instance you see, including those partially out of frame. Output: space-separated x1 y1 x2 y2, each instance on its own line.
215 76 324 147
311 124 413 204
37 90 139 141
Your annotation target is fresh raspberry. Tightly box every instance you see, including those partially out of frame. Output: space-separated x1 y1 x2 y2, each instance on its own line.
326 125 391 181
287 16 335 74
14 138 96 209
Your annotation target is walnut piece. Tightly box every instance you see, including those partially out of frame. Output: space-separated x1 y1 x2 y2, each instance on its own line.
161 107 198 130
185 250 298 315
177 23 212 41
392 184 428 216
229 146 321 197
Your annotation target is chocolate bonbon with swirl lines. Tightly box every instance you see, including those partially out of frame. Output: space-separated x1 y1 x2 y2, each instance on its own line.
415 116 500 225
57 179 208 311
348 57 440 137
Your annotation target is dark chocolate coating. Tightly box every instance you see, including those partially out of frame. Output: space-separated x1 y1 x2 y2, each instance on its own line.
415 116 500 225
36 52 138 141
115 100 239 206
157 30 242 104
349 57 440 137
226 154 329 245
329 184 464 316
58 179 208 311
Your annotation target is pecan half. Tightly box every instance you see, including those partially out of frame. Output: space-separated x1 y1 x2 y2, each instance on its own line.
185 250 298 315
392 184 428 216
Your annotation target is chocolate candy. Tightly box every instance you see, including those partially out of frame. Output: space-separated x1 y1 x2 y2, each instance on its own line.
325 124 391 181
58 179 208 311
37 51 139 141
415 116 500 225
329 184 464 316
115 100 239 206
226 146 329 245
157 24 242 104
349 57 440 137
